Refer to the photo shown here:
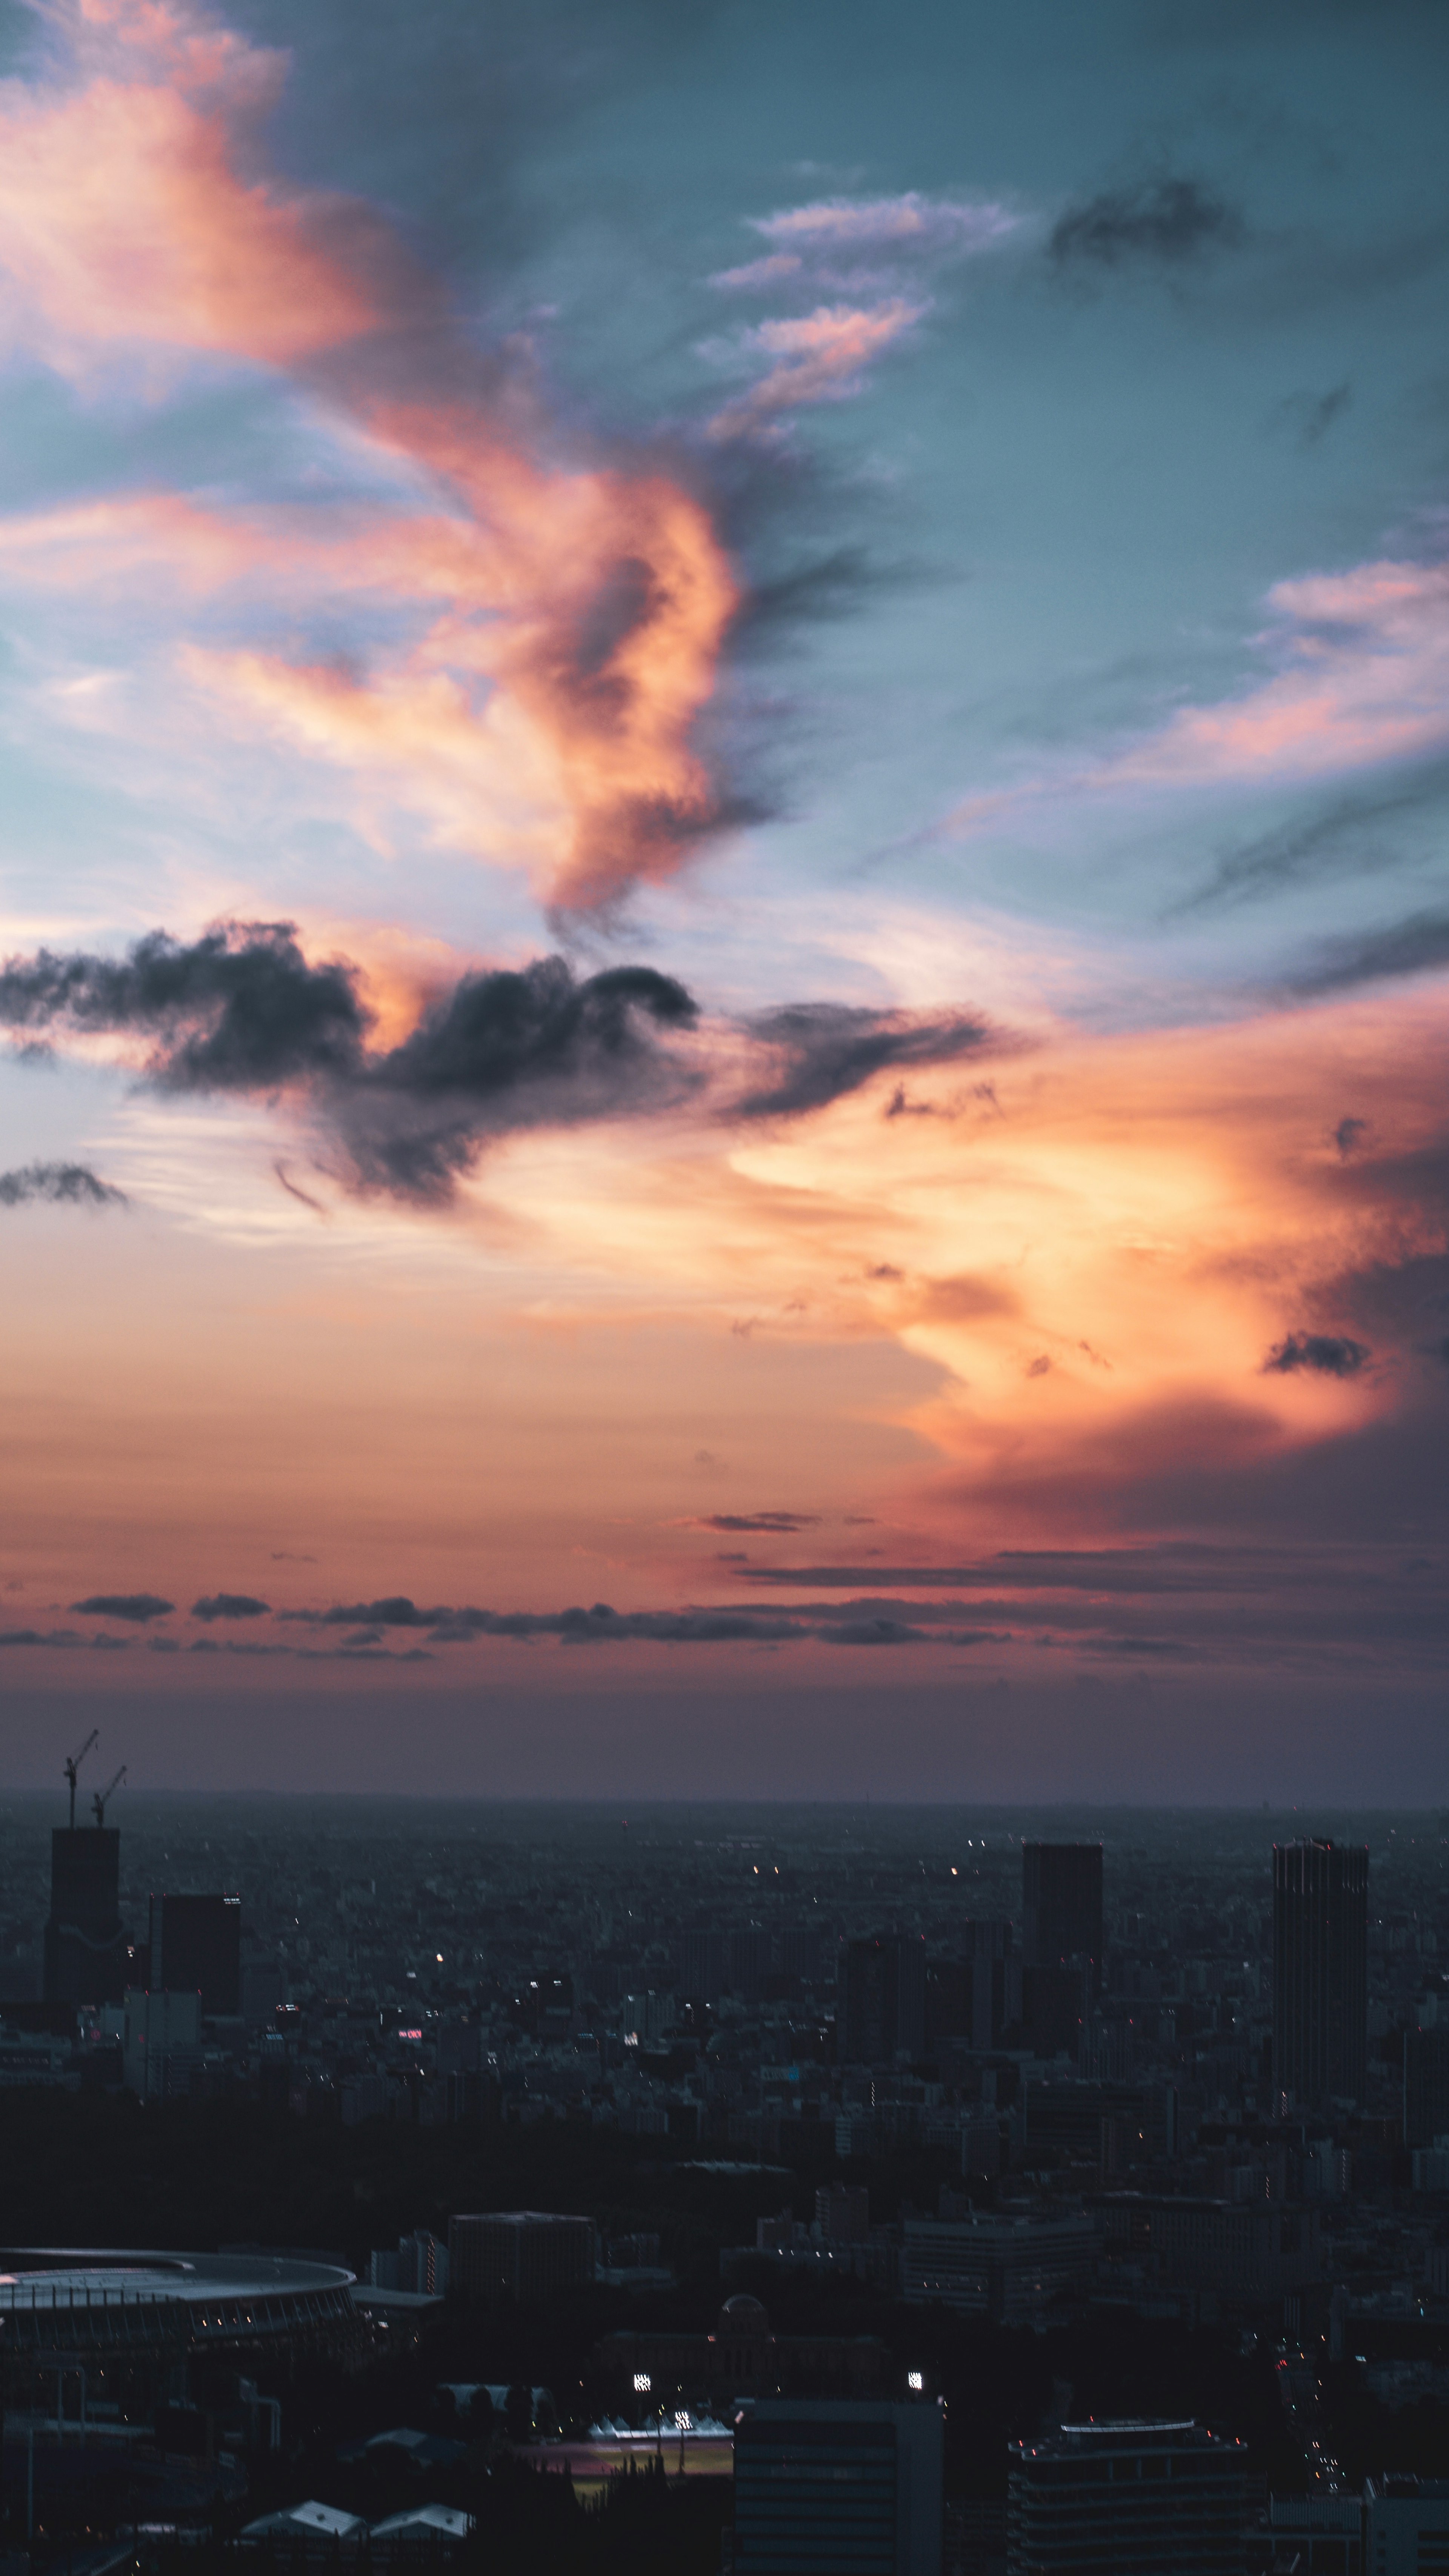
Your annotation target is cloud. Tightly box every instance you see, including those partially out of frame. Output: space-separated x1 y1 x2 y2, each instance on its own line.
1263 1332 1370 1378
697 1512 821 1533
1 920 1000 1200
69 1591 173 1621
748 191 1018 259
191 1592 270 1620
333 955 700 1201
277 1591 1004 1649
732 1001 993 1117
1286 908 1449 997
0 0 740 911
706 298 926 440
0 923 367 1087
0 1160 126 1206
951 553 1449 833
1050 177 1243 267
1334 1117 1367 1158
1183 764 1449 911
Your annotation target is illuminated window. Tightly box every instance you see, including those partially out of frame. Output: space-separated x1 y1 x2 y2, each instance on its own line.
633 2373 652 2394
908 2371 924 2392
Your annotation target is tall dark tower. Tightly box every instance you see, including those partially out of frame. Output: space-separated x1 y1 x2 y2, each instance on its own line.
1273 1839 1368 2109
44 1827 128 2004
1022 1844 1103 1988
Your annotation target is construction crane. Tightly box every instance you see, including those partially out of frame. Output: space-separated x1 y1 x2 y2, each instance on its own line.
92 1766 126 1828
64 1730 99 1830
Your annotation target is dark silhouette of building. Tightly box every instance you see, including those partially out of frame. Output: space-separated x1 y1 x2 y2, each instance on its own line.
1022 1845 1103 1987
43 1827 128 2004
734 2398 941 2576
838 1935 926 2064
1008 2420 1246 2576
148 1892 242 2016
1273 1839 1368 2109
1403 2027 1449 2149
448 2211 595 2304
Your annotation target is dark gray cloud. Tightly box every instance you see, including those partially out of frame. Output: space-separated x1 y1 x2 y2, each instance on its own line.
2 922 1001 1203
0 923 367 1089
1263 1332 1370 1378
1334 1117 1367 1158
733 1003 992 1119
337 956 700 1201
1286 908 1449 997
0 1161 127 1208
191 1593 271 1621
1051 177 1243 268
278 1592 1006 1649
1185 765 1449 914
1285 381 1351 450
69 1592 174 1622
698 1513 821 1533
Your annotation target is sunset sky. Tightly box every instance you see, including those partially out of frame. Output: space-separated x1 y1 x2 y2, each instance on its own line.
1 0 1447 1797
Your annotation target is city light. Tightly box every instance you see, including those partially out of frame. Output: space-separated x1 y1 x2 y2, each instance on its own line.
908 2371 924 2393
633 2373 651 2394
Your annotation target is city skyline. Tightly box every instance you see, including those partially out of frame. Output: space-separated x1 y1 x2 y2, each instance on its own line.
1 0 1447 1794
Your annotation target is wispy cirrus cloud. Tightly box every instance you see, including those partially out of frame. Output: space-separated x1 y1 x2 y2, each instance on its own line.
949 549 1449 837
704 188 1018 437
705 298 927 440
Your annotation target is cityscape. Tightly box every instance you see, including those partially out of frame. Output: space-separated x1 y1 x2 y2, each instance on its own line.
1 1779 1448 2570
1 0 1447 2570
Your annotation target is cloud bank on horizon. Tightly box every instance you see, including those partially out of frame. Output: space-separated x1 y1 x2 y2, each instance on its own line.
0 0 1447 1769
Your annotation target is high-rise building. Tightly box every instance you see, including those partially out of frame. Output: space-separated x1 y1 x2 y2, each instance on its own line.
43 1827 128 2004
447 2211 595 2304
1008 2420 1246 2576
734 2400 941 2576
1272 1839 1368 2109
1022 1845 1103 1990
1363 2478 1449 2576
1403 2027 1449 2149
838 1936 926 2064
148 1893 242 2016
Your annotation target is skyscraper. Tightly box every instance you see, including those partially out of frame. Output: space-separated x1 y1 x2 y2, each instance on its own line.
149 1892 242 2016
734 2401 941 2576
838 1935 926 2064
43 1827 128 2004
1022 1844 1103 1985
1273 1839 1368 2110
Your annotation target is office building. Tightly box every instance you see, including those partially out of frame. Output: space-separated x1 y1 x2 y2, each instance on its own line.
43 1826 128 2005
734 2399 941 2576
1404 2028 1449 2150
1363 2478 1449 2576
447 2210 595 2304
118 1986 201 2100
149 1892 242 2016
369 2230 449 2296
901 2212 1095 2325
1266 2493 1362 2576
1273 1839 1369 2109
1022 1845 1103 1991
815 2184 870 2245
1007 2419 1246 2576
839 1935 926 2063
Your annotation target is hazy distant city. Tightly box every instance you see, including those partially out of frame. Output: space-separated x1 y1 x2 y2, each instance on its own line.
3 1789 1449 2571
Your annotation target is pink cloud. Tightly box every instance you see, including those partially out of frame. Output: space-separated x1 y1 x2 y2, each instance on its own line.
706 298 926 439
709 251 803 292
0 0 740 910
749 192 1018 255
949 552 1449 835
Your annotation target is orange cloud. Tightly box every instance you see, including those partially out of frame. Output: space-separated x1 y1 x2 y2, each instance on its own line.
0 0 740 909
